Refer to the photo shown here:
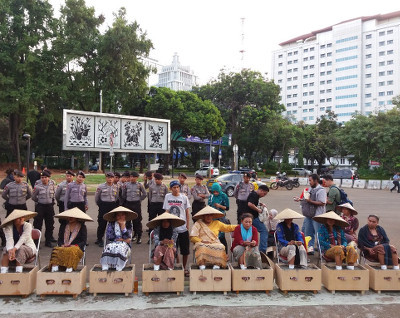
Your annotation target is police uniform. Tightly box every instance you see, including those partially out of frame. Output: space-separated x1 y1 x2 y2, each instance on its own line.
64 181 87 211
32 171 56 246
144 177 155 190
122 180 147 241
179 183 192 200
233 180 254 223
148 182 168 221
95 180 119 244
2 176 32 217
190 184 210 216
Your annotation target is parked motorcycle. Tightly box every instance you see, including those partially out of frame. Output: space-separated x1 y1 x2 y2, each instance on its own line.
270 173 293 190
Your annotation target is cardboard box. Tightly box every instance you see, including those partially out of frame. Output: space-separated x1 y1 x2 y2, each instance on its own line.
189 265 231 294
275 263 321 294
366 264 400 293
142 263 184 295
322 264 369 294
89 264 135 296
230 263 273 293
36 265 86 298
0 266 38 297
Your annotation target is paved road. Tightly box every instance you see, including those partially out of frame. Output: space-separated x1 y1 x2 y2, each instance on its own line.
1 186 400 315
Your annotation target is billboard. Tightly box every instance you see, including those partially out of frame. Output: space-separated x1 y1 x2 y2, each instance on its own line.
63 109 170 153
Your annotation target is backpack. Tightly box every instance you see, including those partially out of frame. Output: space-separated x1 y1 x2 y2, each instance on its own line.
332 186 353 206
300 186 325 218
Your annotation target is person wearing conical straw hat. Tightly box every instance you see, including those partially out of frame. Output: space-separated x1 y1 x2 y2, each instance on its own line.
100 206 137 271
1 209 37 273
190 206 236 270
49 208 93 273
314 211 358 270
274 208 307 269
337 203 359 244
147 212 185 270
358 214 399 270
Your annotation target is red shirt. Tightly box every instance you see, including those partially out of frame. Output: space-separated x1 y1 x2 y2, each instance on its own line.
231 225 259 251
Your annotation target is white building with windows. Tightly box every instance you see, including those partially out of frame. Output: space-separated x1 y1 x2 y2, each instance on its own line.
157 53 198 91
271 11 400 124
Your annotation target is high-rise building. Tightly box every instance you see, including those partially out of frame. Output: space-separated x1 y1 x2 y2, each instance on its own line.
271 11 400 124
157 53 198 91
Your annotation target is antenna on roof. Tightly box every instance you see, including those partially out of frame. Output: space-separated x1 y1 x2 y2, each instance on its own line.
239 17 246 68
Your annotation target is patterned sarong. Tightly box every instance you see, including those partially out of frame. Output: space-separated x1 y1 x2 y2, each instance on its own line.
100 241 130 270
50 246 83 270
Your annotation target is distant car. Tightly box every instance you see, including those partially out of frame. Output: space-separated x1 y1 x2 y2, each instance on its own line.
329 169 354 179
292 168 312 177
229 168 257 179
195 167 219 178
207 173 266 197
89 164 99 172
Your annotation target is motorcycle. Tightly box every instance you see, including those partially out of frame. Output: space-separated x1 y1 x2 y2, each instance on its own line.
270 173 293 190
291 177 300 188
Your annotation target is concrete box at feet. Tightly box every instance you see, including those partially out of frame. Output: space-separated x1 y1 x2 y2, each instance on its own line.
322 264 369 294
89 264 135 296
366 264 400 292
275 263 321 293
36 265 86 297
0 266 38 297
142 264 184 294
190 265 231 294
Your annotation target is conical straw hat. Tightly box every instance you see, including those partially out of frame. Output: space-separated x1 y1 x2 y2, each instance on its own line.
274 208 305 220
54 207 93 222
146 212 185 229
103 206 138 222
313 211 349 228
193 206 224 220
0 209 37 228
337 203 358 215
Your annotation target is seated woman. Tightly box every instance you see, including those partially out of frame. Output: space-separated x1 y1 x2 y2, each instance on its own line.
50 207 93 272
231 213 262 270
100 207 137 271
315 211 358 270
358 214 399 270
190 206 236 269
208 182 230 252
265 208 278 260
146 212 184 270
1 209 37 273
338 203 359 244
274 208 307 269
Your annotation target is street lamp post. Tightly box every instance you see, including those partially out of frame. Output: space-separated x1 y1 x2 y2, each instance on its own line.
233 144 238 171
22 133 31 181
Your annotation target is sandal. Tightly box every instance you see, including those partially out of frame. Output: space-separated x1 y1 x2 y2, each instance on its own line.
184 269 190 277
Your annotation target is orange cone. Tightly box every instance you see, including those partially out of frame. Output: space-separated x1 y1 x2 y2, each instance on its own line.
22 167 26 174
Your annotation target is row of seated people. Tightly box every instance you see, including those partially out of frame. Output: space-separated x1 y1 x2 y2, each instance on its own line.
1 206 398 274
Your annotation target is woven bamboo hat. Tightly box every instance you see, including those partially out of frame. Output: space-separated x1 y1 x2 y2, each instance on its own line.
146 212 185 229
337 203 358 215
103 206 138 222
0 209 37 228
193 206 224 220
54 207 93 222
313 211 349 228
274 208 305 220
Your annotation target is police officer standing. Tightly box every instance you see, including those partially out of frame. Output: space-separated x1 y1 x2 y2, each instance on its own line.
148 173 168 220
190 174 210 218
178 173 192 200
2 170 32 217
95 172 119 247
32 170 56 247
233 172 254 223
143 171 155 190
55 170 75 214
122 171 146 244
64 171 88 212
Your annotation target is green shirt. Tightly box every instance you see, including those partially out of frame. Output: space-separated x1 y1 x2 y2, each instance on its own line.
326 185 341 214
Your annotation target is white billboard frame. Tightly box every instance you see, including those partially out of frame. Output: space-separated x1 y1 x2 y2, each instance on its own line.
62 109 171 154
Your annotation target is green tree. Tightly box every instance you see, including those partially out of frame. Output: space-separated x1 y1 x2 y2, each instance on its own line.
0 0 56 168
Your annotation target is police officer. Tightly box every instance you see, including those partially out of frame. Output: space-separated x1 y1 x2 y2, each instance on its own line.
190 174 210 219
143 171 155 190
32 170 56 247
64 171 88 212
178 173 192 200
2 170 32 217
233 172 254 223
34 168 55 186
148 173 168 220
117 171 130 205
55 170 75 215
95 172 119 247
122 171 146 244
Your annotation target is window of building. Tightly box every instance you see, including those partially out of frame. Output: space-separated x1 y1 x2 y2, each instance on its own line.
303 66 308 70
320 44 325 49
379 41 385 46
379 31 385 36
309 108 314 112
309 82 314 87
288 69 292 73
327 80 332 84
293 93 298 97
278 63 283 67
326 105 332 109
310 56 315 60
310 47 315 51
378 92 385 96
387 100 393 105
287 77 292 81
293 76 298 80
365 102 371 107
379 71 385 76
365 93 371 98
366 73 372 78
294 51 298 55
303 48 309 53
366 64 372 68
336 36 358 43
387 70 393 75
278 79 282 83
304 57 309 61
320 80 325 85
309 65 314 69
327 61 332 66
387 40 393 45
293 102 298 106
309 91 314 96
379 51 385 56
327 43 332 48
366 54 372 59
303 75 308 79
387 91 394 96
366 34 372 39
303 101 308 105
320 53 326 58
287 86 292 90
320 89 325 94
293 85 298 89
378 81 385 86
366 44 372 49
387 60 393 65
320 99 325 103
287 111 291 115
303 109 308 113
365 83 371 88
287 95 292 98
288 52 292 56
303 83 308 87
387 50 393 55
379 61 385 66
327 52 332 57
327 71 332 75
379 101 385 106
293 68 298 72
320 71 325 76
387 80 393 85
294 59 298 63
278 71 283 75
310 73 315 78
387 30 393 35
303 92 308 96
327 89 332 93
288 60 293 64
278 54 283 58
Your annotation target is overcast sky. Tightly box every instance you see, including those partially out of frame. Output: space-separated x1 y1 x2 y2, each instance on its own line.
49 0 400 85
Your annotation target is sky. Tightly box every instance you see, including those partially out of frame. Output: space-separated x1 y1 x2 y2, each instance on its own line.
49 0 400 85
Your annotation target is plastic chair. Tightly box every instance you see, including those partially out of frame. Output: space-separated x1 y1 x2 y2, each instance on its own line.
31 229 41 267
274 230 307 265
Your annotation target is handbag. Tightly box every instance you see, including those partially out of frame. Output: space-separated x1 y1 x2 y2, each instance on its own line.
258 206 268 223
